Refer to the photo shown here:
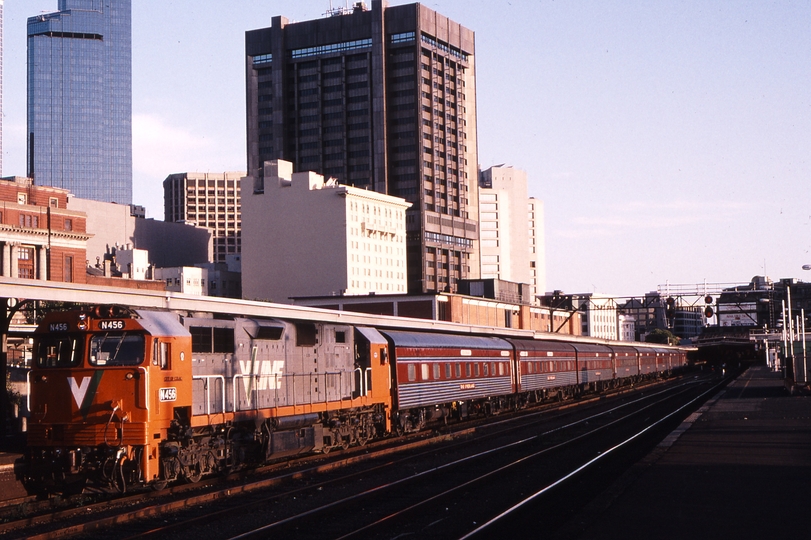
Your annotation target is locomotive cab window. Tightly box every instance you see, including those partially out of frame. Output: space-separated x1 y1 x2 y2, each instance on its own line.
89 333 145 366
36 335 83 368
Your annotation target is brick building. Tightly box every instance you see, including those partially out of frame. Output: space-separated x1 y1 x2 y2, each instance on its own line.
0 176 88 283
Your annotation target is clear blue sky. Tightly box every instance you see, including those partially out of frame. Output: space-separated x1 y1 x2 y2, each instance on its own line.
3 1 810 296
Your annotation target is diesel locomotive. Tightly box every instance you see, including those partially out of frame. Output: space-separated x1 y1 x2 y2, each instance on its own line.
24 305 688 493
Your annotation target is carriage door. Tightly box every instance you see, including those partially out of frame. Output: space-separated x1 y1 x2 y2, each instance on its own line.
354 327 390 401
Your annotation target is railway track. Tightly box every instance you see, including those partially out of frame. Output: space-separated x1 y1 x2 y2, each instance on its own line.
0 372 728 539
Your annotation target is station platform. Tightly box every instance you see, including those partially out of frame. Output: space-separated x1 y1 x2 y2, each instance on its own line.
561 365 811 539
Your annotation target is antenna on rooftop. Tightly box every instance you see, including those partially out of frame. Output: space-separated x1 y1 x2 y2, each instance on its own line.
325 0 350 17
325 1 367 17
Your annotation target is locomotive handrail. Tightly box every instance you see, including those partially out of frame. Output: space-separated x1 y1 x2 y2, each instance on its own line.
26 369 31 413
365 367 373 396
193 375 226 415
139 367 149 410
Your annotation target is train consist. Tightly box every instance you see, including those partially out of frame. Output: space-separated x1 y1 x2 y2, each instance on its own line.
25 306 689 493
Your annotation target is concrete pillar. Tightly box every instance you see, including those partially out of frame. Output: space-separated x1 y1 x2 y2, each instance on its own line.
1 243 9 277
38 246 48 281
9 244 18 278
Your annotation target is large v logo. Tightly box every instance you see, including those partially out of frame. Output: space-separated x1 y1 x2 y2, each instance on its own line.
68 372 104 420
69 377 91 409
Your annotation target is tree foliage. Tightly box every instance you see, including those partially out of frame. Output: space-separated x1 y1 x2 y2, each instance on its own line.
645 328 680 345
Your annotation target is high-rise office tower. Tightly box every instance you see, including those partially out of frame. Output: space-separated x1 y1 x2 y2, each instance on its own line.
163 172 245 264
479 165 546 303
27 0 132 204
245 1 480 294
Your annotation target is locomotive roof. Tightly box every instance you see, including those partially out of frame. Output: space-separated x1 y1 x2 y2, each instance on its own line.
134 309 190 338
380 329 511 350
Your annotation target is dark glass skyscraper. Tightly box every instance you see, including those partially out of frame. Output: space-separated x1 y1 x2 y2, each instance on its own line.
27 0 132 204
246 1 480 294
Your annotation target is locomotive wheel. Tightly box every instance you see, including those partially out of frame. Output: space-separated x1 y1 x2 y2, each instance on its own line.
184 463 202 484
151 479 168 491
356 431 370 446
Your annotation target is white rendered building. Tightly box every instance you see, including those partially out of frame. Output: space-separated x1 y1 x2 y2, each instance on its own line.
581 294 619 340
479 165 546 302
242 160 411 303
154 266 208 296
113 247 150 280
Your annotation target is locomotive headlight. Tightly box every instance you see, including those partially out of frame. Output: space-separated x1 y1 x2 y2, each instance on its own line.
78 322 87 330
125 373 134 380
39 375 47 382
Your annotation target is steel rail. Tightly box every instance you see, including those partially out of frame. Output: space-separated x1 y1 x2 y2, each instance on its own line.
459 378 727 539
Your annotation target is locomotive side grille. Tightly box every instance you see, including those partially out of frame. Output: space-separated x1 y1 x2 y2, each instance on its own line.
27 422 148 447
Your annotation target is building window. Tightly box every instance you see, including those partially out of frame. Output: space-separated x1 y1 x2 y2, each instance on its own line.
64 219 73 231
49 198 59 208
64 256 73 283
17 193 27 205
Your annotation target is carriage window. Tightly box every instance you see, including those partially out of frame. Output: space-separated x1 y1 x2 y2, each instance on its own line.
433 363 441 379
454 363 461 378
474 363 480 376
465 363 471 377
421 363 430 380
483 363 489 376
335 330 346 343
36 335 83 368
499 363 505 376
445 363 451 378
491 362 496 375
408 363 416 381
526 362 532 374
89 333 145 366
